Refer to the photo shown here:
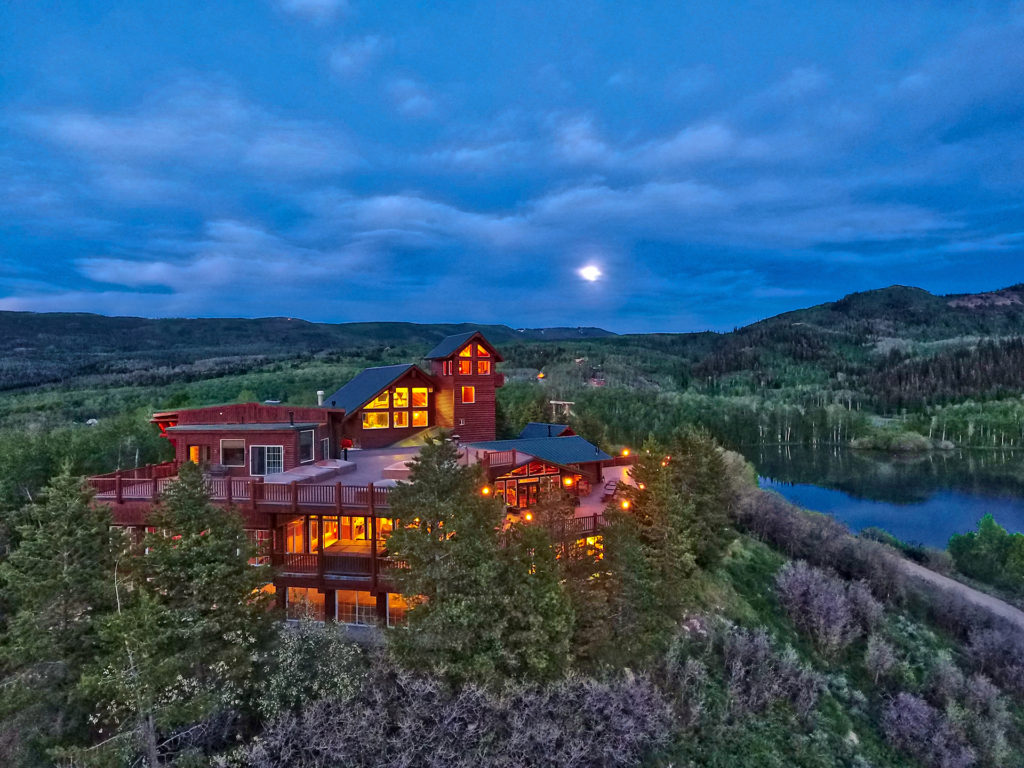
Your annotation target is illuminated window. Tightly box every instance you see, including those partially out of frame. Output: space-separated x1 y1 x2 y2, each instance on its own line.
476 344 490 357
411 388 428 407
366 391 389 409
362 412 389 429
412 410 428 428
320 516 339 548
250 446 283 475
442 360 453 376
286 587 324 621
459 345 472 357
393 388 409 408
285 520 305 553
298 430 314 463
477 360 491 375
458 359 472 375
337 590 377 626
393 411 409 428
387 593 411 627
188 445 210 464
247 529 271 566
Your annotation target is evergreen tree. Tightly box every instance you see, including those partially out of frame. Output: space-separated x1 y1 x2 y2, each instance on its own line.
77 462 273 766
385 436 572 685
0 469 116 766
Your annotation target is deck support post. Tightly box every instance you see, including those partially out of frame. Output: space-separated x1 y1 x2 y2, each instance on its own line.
226 476 233 505
115 471 123 504
322 589 336 622
335 482 343 516
290 481 299 514
368 483 378 589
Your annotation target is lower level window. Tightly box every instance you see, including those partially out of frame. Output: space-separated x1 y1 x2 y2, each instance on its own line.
337 590 377 626
286 587 324 621
412 410 428 428
251 445 283 475
387 593 412 627
247 529 271 566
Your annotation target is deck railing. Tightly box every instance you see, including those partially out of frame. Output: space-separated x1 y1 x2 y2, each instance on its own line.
89 469 392 510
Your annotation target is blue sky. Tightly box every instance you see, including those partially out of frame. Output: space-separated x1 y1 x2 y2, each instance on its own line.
1 1 1022 332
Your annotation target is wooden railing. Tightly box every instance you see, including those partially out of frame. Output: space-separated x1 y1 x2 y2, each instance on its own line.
89 471 392 510
485 450 517 467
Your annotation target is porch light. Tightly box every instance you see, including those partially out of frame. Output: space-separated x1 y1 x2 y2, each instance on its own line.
537 372 546 379
524 512 533 522
638 483 646 491
481 486 492 496
621 448 630 457
563 476 574 487
620 499 631 510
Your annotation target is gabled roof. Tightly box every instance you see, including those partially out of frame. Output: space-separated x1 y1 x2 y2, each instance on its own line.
467 435 612 467
518 422 574 439
424 330 504 361
324 363 421 414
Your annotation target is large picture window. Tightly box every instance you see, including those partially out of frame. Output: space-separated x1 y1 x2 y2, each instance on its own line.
411 388 429 407
221 439 245 466
362 412 389 429
459 345 472 357
412 410 428 428
458 359 472 375
298 429 315 463
476 344 490 357
393 411 409 428
366 391 389 409
393 388 409 408
461 386 476 404
250 445 283 475
337 590 377 626
477 360 491 375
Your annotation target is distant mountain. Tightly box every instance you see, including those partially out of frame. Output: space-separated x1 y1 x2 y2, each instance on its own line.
0 312 614 391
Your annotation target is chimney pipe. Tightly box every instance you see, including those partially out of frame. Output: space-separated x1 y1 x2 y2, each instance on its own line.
316 390 325 406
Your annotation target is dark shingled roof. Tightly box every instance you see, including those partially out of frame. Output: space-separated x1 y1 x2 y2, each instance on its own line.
518 422 573 439
467 435 611 467
324 363 416 414
424 331 478 360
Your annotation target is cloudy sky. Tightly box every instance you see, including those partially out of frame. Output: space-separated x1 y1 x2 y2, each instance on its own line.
1 1 1023 332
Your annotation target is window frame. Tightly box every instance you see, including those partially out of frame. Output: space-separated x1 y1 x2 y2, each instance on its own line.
477 360 491 375
250 445 284 476
393 410 409 428
393 388 409 408
461 385 476 404
298 429 315 464
365 391 390 409
220 438 246 467
412 410 428 428
411 387 429 408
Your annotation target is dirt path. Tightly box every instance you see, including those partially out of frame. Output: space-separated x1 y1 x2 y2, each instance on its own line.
901 560 1024 631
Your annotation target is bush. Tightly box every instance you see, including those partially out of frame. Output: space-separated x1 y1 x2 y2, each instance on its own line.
775 561 879 655
864 635 898 686
245 658 670 768
882 692 976 768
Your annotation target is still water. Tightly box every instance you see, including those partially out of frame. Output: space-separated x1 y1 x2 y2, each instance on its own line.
746 445 1024 549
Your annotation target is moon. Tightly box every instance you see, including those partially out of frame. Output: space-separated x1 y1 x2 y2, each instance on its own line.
579 265 602 282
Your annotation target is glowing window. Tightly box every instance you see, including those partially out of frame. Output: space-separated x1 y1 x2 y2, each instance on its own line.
458 359 472 375
476 344 490 357
393 411 409 428
461 386 475 404
412 410 428 428
393 388 409 408
411 388 428 407
459 345 472 357
362 412 389 429
387 593 411 627
442 360 453 376
477 360 491 375
366 391 389 409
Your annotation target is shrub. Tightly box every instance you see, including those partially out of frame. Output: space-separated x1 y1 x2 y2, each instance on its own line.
245 660 670 768
882 692 976 768
722 627 823 719
775 561 877 655
864 635 898 686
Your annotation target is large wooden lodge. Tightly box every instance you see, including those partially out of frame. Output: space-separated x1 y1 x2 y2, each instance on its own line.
89 331 628 627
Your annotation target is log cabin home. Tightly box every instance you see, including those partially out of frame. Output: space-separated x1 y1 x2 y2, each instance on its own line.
89 331 630 628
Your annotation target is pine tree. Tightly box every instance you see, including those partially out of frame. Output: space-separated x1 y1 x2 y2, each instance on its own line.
77 462 273 766
0 468 116 766
385 436 572 684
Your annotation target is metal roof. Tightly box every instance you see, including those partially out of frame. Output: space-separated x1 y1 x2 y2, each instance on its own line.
518 422 572 439
424 331 477 360
323 363 418 413
467 435 611 466
165 423 322 432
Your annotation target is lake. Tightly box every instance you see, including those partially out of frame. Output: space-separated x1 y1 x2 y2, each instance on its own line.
745 445 1024 549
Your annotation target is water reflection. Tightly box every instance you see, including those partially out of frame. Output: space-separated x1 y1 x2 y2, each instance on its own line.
745 445 1024 547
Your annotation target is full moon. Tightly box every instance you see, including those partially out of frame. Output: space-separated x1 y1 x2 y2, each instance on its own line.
579 265 602 282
